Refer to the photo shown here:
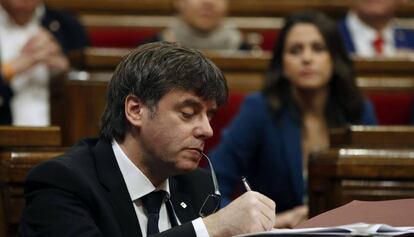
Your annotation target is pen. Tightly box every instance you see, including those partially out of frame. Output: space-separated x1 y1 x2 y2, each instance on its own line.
241 176 252 191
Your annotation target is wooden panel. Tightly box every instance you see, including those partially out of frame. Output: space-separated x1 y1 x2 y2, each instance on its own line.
43 0 414 18
0 126 61 148
0 151 65 184
0 150 65 237
0 126 64 236
330 125 414 148
63 48 414 145
357 77 414 92
354 57 414 77
71 47 271 71
308 148 414 217
72 47 414 77
70 47 414 93
44 0 174 15
81 15 284 31
61 74 108 145
80 14 414 31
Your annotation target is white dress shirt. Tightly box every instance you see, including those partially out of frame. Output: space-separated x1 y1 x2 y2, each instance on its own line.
0 5 50 126
112 140 210 237
346 11 396 57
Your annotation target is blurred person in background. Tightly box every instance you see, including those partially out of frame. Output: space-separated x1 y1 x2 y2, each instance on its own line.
210 11 377 228
0 0 88 125
143 0 252 50
339 0 414 57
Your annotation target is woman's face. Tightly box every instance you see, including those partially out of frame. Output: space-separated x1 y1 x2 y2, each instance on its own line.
282 23 333 91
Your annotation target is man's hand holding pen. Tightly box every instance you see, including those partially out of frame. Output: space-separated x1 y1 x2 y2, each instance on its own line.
242 176 252 192
203 176 276 237
203 191 276 237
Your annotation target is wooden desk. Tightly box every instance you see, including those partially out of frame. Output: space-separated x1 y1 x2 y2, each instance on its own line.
72 47 414 78
0 126 64 237
0 150 65 237
43 0 414 18
330 126 414 148
0 126 61 148
308 148 414 217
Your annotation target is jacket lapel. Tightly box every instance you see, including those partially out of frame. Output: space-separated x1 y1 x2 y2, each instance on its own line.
94 140 142 237
168 177 199 224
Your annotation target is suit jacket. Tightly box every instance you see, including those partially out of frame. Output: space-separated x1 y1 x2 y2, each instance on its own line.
209 93 377 213
20 138 215 237
0 74 12 124
338 20 414 54
41 6 89 54
0 6 89 124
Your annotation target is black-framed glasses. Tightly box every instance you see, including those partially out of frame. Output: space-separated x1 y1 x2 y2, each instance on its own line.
199 153 221 218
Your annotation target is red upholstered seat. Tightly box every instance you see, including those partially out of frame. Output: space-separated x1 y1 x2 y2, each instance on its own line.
88 27 159 48
259 30 278 51
87 27 279 50
366 93 414 125
205 92 246 153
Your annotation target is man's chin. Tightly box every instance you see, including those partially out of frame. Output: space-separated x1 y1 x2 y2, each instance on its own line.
176 161 200 174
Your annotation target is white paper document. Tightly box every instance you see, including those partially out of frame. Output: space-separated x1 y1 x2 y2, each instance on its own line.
235 223 414 236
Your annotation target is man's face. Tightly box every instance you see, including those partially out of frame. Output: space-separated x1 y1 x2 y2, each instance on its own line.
1 0 40 25
351 0 403 19
175 0 228 32
139 89 217 176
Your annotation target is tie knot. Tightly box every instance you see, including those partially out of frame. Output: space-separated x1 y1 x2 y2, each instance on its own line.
373 33 384 55
141 190 167 214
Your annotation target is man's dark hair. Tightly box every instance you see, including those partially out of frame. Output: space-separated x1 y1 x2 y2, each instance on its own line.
100 42 228 142
264 10 364 127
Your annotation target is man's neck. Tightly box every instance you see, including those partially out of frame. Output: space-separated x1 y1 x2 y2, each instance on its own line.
356 13 393 32
118 133 169 187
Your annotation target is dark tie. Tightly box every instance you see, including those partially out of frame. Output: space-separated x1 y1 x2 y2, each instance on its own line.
141 191 167 235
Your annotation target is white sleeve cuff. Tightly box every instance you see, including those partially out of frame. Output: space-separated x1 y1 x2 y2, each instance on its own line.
192 217 210 237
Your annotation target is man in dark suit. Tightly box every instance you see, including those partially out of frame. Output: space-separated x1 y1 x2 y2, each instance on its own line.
20 42 276 237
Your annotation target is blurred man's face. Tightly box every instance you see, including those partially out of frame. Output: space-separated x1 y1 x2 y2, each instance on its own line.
175 0 228 32
351 0 403 20
0 0 41 25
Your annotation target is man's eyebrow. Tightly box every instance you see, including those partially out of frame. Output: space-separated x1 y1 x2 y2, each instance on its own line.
175 98 218 112
175 99 203 110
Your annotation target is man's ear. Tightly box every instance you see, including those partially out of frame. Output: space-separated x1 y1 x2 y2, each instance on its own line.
124 95 145 127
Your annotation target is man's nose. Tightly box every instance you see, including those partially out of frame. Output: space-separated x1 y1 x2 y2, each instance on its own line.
194 115 214 140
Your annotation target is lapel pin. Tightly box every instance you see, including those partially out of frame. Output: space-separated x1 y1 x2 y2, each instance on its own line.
180 202 187 208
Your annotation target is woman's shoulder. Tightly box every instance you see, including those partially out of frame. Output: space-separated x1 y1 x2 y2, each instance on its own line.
228 92 271 125
243 92 267 106
360 99 378 125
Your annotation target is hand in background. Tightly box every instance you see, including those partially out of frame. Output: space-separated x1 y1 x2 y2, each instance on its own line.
203 191 276 237
274 205 308 228
4 28 69 79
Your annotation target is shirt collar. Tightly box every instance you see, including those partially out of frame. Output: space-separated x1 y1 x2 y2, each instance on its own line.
112 140 171 202
347 11 394 43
